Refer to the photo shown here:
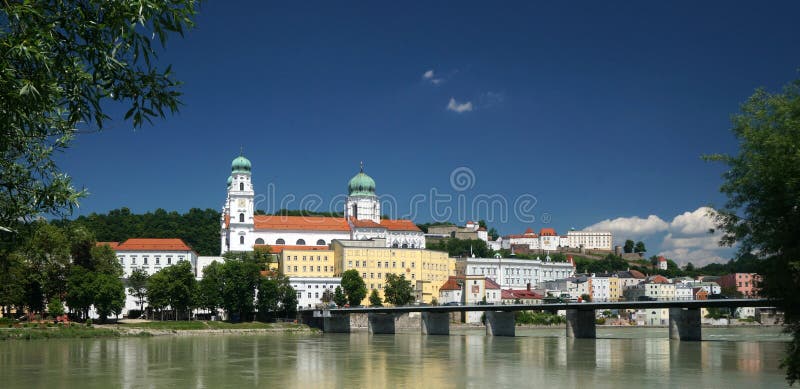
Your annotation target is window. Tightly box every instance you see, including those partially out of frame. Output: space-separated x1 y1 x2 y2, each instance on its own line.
385 261 389 268
378 273 382 279
303 266 307 272
143 257 148 265
293 266 297 272
317 239 326 245
239 213 245 223
297 239 306 245
402 244 408 248
240 183 244 191
401 262 405 268
167 257 172 265
308 292 312 298
240 236 245 244
317 256 321 261
362 273 367 279
412 274 415 279
317 266 321 272
324 256 328 261
392 243 398 248
302 256 306 261
276 238 285 245
324 266 328 272
393 262 396 268
362 260 367 267
255 238 264 245
411 262 415 268
348 261 352 267
155 257 160 265
378 262 382 268
119 257 124 265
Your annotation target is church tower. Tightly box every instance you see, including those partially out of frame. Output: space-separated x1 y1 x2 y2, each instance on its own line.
221 153 255 253
345 163 380 223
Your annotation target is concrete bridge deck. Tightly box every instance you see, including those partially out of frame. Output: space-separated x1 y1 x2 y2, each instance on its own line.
299 298 776 340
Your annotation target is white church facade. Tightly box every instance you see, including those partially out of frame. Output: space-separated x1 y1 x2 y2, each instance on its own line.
219 156 425 254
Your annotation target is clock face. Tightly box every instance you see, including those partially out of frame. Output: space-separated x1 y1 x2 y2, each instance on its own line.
237 199 246 208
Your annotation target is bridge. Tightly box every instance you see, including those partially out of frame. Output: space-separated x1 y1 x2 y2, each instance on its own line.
299 298 775 341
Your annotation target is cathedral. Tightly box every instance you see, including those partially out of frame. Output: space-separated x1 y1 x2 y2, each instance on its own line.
220 155 425 254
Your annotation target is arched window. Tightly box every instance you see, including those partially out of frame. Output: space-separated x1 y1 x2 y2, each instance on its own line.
239 236 245 244
316 239 326 245
255 238 264 245
402 244 408 248
392 243 399 248
411 244 415 248
239 183 244 191
239 213 244 223
276 238 285 245
296 239 306 245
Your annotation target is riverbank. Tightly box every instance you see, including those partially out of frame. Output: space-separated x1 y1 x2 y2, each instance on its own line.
0 321 319 340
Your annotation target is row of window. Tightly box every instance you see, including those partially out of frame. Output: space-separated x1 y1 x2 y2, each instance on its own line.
361 272 415 280
348 260 416 269
119 256 184 266
287 255 329 262
237 236 327 246
289 265 331 273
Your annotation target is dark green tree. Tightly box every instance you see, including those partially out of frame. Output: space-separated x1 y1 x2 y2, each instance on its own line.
340 269 367 307
0 1 198 232
219 253 261 321
382 273 415 306
634 241 646 254
196 262 223 315
277 278 298 318
47 297 65 319
146 261 196 320
705 77 800 384
127 268 149 313
92 273 125 323
369 289 383 307
256 277 280 321
623 240 635 254
333 286 348 307
65 265 95 320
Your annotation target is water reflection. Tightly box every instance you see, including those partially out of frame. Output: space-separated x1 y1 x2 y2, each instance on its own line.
0 328 791 388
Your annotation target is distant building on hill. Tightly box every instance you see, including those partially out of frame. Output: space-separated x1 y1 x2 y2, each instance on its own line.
502 228 612 252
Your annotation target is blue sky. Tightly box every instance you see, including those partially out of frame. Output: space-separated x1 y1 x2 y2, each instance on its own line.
58 1 800 265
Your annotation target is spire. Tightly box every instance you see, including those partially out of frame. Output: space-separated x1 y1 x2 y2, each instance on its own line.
240 146 243 156
360 161 364 173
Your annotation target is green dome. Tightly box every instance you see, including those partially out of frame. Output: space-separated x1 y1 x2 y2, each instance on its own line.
348 169 376 196
227 175 233 187
231 155 251 174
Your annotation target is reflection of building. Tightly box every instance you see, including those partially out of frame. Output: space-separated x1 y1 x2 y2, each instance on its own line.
455 256 575 290
220 155 425 254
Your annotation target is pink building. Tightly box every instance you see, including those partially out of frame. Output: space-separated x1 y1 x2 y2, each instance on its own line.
717 273 761 298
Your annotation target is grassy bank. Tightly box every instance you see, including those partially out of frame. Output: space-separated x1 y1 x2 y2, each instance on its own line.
0 326 122 340
114 321 307 331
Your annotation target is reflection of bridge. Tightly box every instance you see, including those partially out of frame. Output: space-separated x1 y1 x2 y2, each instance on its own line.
300 299 775 341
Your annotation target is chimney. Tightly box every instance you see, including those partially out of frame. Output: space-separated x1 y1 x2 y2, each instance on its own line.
526 283 531 291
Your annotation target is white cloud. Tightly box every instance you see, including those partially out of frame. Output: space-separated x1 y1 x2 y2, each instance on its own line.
584 214 669 237
670 206 717 235
661 233 720 251
422 69 443 85
657 248 726 267
447 97 473 113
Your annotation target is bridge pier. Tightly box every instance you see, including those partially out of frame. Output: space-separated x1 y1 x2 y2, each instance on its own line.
368 313 396 334
669 307 701 341
323 313 351 333
485 311 516 337
421 312 450 335
566 309 596 338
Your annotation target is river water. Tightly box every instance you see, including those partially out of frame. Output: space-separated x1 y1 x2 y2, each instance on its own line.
0 327 791 388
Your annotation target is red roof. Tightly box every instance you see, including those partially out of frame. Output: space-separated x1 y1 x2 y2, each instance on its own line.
629 269 646 279
115 238 193 252
254 215 350 231
539 228 557 236
96 242 120 249
647 275 670 284
351 218 382 228
524 227 534 234
485 278 501 289
501 289 544 300
658 256 667 262
439 276 463 291
379 219 421 231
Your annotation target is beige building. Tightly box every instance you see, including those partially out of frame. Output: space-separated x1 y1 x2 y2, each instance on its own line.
332 239 454 305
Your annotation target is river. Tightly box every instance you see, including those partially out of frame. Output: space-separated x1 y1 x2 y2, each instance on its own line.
0 327 791 388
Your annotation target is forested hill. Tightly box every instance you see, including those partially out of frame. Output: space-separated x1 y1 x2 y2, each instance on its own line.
54 208 221 256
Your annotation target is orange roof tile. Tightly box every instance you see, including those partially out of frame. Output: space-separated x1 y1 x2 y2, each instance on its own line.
254 215 350 231
439 276 464 291
351 218 383 228
96 242 120 249
115 238 193 252
501 289 544 300
379 219 421 231
539 228 557 236
485 278 501 289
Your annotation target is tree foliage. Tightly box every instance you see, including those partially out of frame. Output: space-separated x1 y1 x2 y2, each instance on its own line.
0 1 198 230
340 269 367 306
427 238 491 258
634 241 646 254
218 252 261 321
147 261 196 320
127 268 149 312
368 289 383 307
705 78 800 384
333 286 347 307
382 273 414 306
623 240 635 254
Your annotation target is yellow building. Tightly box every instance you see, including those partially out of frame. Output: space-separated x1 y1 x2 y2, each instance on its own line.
332 239 454 305
278 247 336 278
608 275 621 302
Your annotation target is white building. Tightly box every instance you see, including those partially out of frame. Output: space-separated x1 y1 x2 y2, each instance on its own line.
623 275 676 301
675 284 694 301
220 155 424 254
438 275 501 324
289 277 342 310
455 257 574 290
566 230 613 250
589 274 612 302
99 239 199 315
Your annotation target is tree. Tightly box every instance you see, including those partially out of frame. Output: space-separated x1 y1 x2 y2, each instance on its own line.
127 268 149 313
0 252 25 317
92 273 125 323
369 289 383 307
277 278 298 319
1 1 198 231
47 297 65 319
147 261 196 321
634 241 646 254
333 286 348 307
196 262 223 315
340 270 367 307
623 240 635 254
65 265 95 320
219 253 261 321
705 77 800 384
685 262 696 272
382 273 415 306
256 277 280 321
